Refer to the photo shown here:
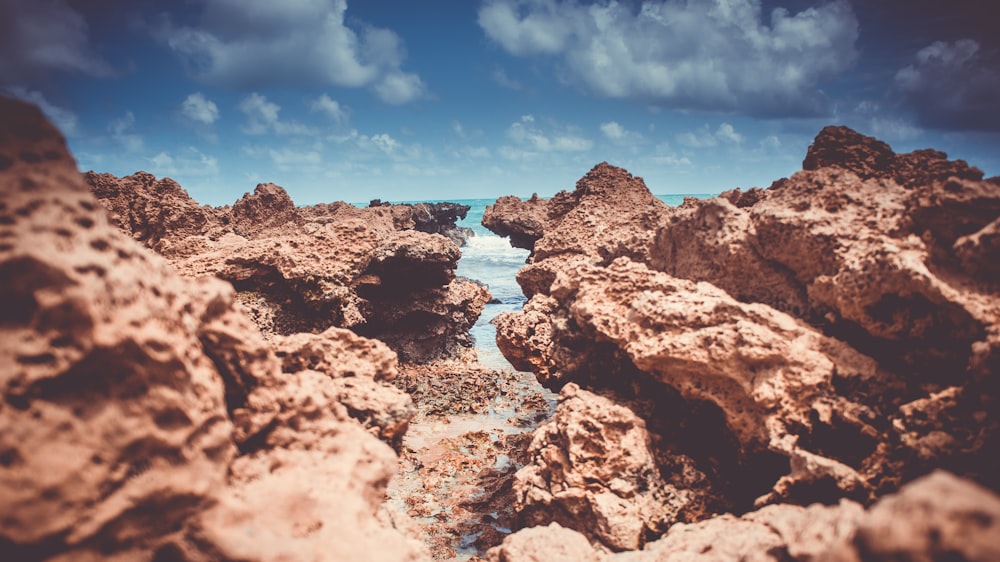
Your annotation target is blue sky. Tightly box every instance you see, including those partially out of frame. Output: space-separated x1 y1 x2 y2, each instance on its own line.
3 0 999 205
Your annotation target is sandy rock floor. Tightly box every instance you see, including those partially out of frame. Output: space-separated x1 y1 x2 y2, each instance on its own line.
387 365 556 560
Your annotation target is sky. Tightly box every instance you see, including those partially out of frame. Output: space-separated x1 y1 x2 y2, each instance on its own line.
2 0 999 205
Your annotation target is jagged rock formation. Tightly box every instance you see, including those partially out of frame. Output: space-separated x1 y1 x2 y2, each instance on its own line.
0 97 427 561
485 129 1000 552
489 471 1000 562
85 174 488 364
515 383 719 552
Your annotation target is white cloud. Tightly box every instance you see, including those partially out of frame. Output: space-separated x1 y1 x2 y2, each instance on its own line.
180 92 220 125
506 115 593 153
368 133 399 155
373 71 427 105
238 93 314 135
715 122 743 144
311 94 348 123
452 121 466 137
148 147 219 177
478 0 858 116
600 121 626 140
493 68 523 90
676 123 744 148
3 87 79 136
161 0 426 104
894 39 1000 131
600 120 645 144
0 0 113 82
268 147 323 169
109 112 143 152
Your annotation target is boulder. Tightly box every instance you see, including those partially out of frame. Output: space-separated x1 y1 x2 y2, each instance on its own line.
485 130 1000 551
514 383 717 551
85 173 485 364
490 472 1000 561
0 96 426 561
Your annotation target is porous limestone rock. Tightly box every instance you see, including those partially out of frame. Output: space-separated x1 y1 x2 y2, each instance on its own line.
484 522 601 562
486 130 1000 551
0 96 426 561
86 171 486 363
490 472 1000 561
514 383 716 552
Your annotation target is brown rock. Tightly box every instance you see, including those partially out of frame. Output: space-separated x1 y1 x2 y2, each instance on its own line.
86 172 484 364
273 328 415 449
84 170 225 258
0 97 235 554
0 96 426 561
482 194 550 251
229 181 302 238
514 383 715 552
486 126 1000 541
825 471 1000 562
484 522 601 562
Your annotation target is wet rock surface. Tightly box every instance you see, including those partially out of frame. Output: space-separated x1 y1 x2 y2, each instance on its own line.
388 363 556 560
86 172 485 364
485 127 1000 556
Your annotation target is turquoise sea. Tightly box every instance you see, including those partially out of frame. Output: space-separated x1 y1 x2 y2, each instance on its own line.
440 195 714 370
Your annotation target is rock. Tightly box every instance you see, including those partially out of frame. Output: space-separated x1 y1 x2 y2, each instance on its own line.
824 471 1000 562
954 216 1000 283
85 173 485 364
485 129 1000 550
229 181 302 237
514 383 717 552
483 194 550 251
495 472 1000 562
85 170 225 258
272 328 415 449
484 522 601 562
0 96 426 561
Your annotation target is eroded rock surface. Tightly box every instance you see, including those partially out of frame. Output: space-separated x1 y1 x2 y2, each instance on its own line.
85 172 486 364
485 128 1000 552
0 96 426 561
488 471 1000 562
515 383 717 552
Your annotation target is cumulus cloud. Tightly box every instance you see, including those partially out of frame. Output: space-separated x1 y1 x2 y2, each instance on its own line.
180 92 220 124
600 120 645 144
161 0 426 104
0 0 113 82
239 93 314 135
311 94 348 123
478 0 858 116
600 121 627 140
506 114 593 153
676 123 743 148
894 39 1000 131
148 147 219 177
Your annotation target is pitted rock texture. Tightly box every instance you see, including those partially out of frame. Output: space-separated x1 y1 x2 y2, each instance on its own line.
488 472 1000 562
85 172 486 364
514 383 717 552
484 163 669 263
486 129 999 551
0 96 426 561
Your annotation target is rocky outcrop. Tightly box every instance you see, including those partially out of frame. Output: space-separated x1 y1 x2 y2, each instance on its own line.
85 171 487 364
482 194 549 251
488 471 1000 561
486 129 1000 550
0 97 426 561
514 383 719 552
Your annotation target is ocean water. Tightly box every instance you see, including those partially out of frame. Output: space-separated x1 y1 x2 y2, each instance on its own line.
441 194 712 371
